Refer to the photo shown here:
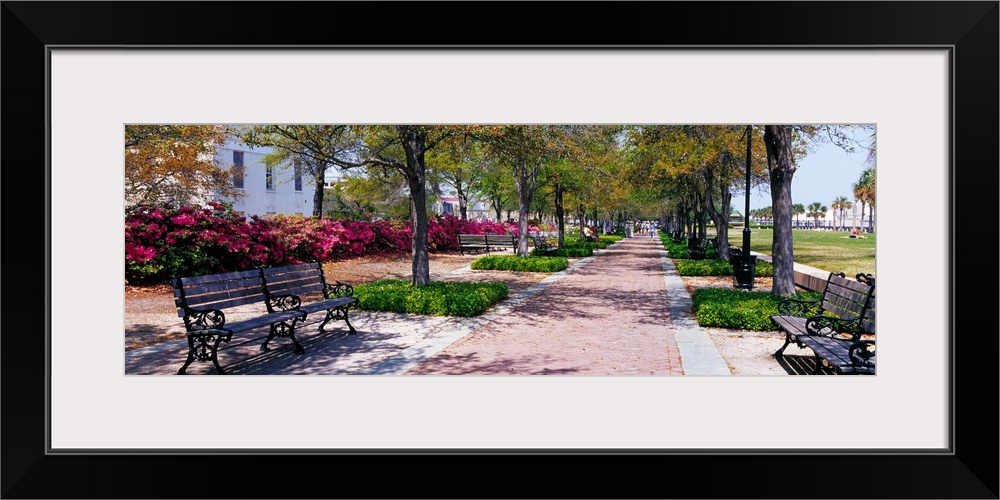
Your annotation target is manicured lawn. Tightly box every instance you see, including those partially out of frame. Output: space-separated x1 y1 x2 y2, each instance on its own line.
727 228 875 276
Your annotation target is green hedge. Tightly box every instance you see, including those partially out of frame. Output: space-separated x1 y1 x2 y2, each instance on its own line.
530 247 593 257
675 259 774 277
470 255 569 272
565 240 607 251
353 279 509 317
661 238 719 260
691 288 822 330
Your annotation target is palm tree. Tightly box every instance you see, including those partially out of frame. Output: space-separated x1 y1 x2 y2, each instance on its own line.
792 203 805 228
806 202 827 229
854 167 875 232
832 196 852 231
761 205 773 224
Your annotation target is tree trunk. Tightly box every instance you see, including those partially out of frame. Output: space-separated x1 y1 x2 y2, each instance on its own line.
703 167 731 260
577 204 586 241
312 160 326 218
513 158 540 256
401 128 430 286
763 125 797 297
492 199 503 222
555 182 565 248
456 181 468 220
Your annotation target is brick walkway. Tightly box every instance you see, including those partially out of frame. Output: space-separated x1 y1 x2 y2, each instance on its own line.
407 237 685 375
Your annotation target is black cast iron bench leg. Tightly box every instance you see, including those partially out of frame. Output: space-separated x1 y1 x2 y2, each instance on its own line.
774 333 795 357
260 318 306 355
318 306 357 335
178 332 229 375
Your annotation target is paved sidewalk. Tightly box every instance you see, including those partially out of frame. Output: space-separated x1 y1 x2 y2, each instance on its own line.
407 237 728 375
125 237 733 375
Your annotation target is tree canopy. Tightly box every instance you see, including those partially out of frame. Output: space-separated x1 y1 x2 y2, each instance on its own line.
124 125 238 213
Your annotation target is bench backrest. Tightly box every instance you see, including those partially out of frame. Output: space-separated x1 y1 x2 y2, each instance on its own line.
458 234 487 244
173 269 267 317
261 262 326 298
486 233 515 246
820 272 875 322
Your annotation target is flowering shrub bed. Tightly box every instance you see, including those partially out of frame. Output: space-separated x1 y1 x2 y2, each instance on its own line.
125 203 524 285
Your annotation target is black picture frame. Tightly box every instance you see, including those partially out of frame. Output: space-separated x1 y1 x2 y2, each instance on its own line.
3 2 997 498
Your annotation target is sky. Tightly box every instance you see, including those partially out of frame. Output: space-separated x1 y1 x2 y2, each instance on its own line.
730 127 873 220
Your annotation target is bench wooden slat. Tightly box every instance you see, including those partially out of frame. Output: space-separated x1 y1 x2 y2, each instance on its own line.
827 277 873 295
486 234 515 244
823 290 866 310
261 268 322 282
799 336 853 366
266 281 325 296
178 282 264 305
264 274 323 289
179 269 261 285
824 282 871 305
219 309 306 333
174 276 263 297
261 262 315 274
771 315 808 334
299 297 357 314
176 293 267 317
822 296 866 319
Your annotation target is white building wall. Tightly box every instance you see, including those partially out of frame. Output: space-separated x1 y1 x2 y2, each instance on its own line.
213 138 315 217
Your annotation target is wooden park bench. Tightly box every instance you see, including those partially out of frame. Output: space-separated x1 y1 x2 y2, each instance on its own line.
687 237 709 260
172 263 358 375
172 269 307 375
530 233 558 255
772 272 876 374
458 234 489 255
260 262 358 336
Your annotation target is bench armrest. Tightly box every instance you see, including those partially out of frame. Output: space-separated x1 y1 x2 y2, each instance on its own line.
324 281 355 299
182 307 226 331
266 293 302 313
805 315 862 341
777 298 821 316
848 339 876 368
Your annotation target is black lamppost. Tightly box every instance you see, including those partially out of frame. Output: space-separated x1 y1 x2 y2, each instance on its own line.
734 125 756 290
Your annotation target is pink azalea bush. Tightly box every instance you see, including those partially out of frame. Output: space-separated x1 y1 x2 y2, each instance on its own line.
125 205 523 285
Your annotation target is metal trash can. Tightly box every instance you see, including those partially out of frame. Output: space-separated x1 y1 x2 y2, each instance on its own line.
733 255 757 290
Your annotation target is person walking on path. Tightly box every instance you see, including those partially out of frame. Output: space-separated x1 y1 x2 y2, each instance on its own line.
406 236 684 375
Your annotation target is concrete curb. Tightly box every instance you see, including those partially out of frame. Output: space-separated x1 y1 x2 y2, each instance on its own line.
659 248 732 376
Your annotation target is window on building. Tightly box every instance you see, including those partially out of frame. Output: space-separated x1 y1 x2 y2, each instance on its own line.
232 151 244 188
293 159 303 192
266 165 274 191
